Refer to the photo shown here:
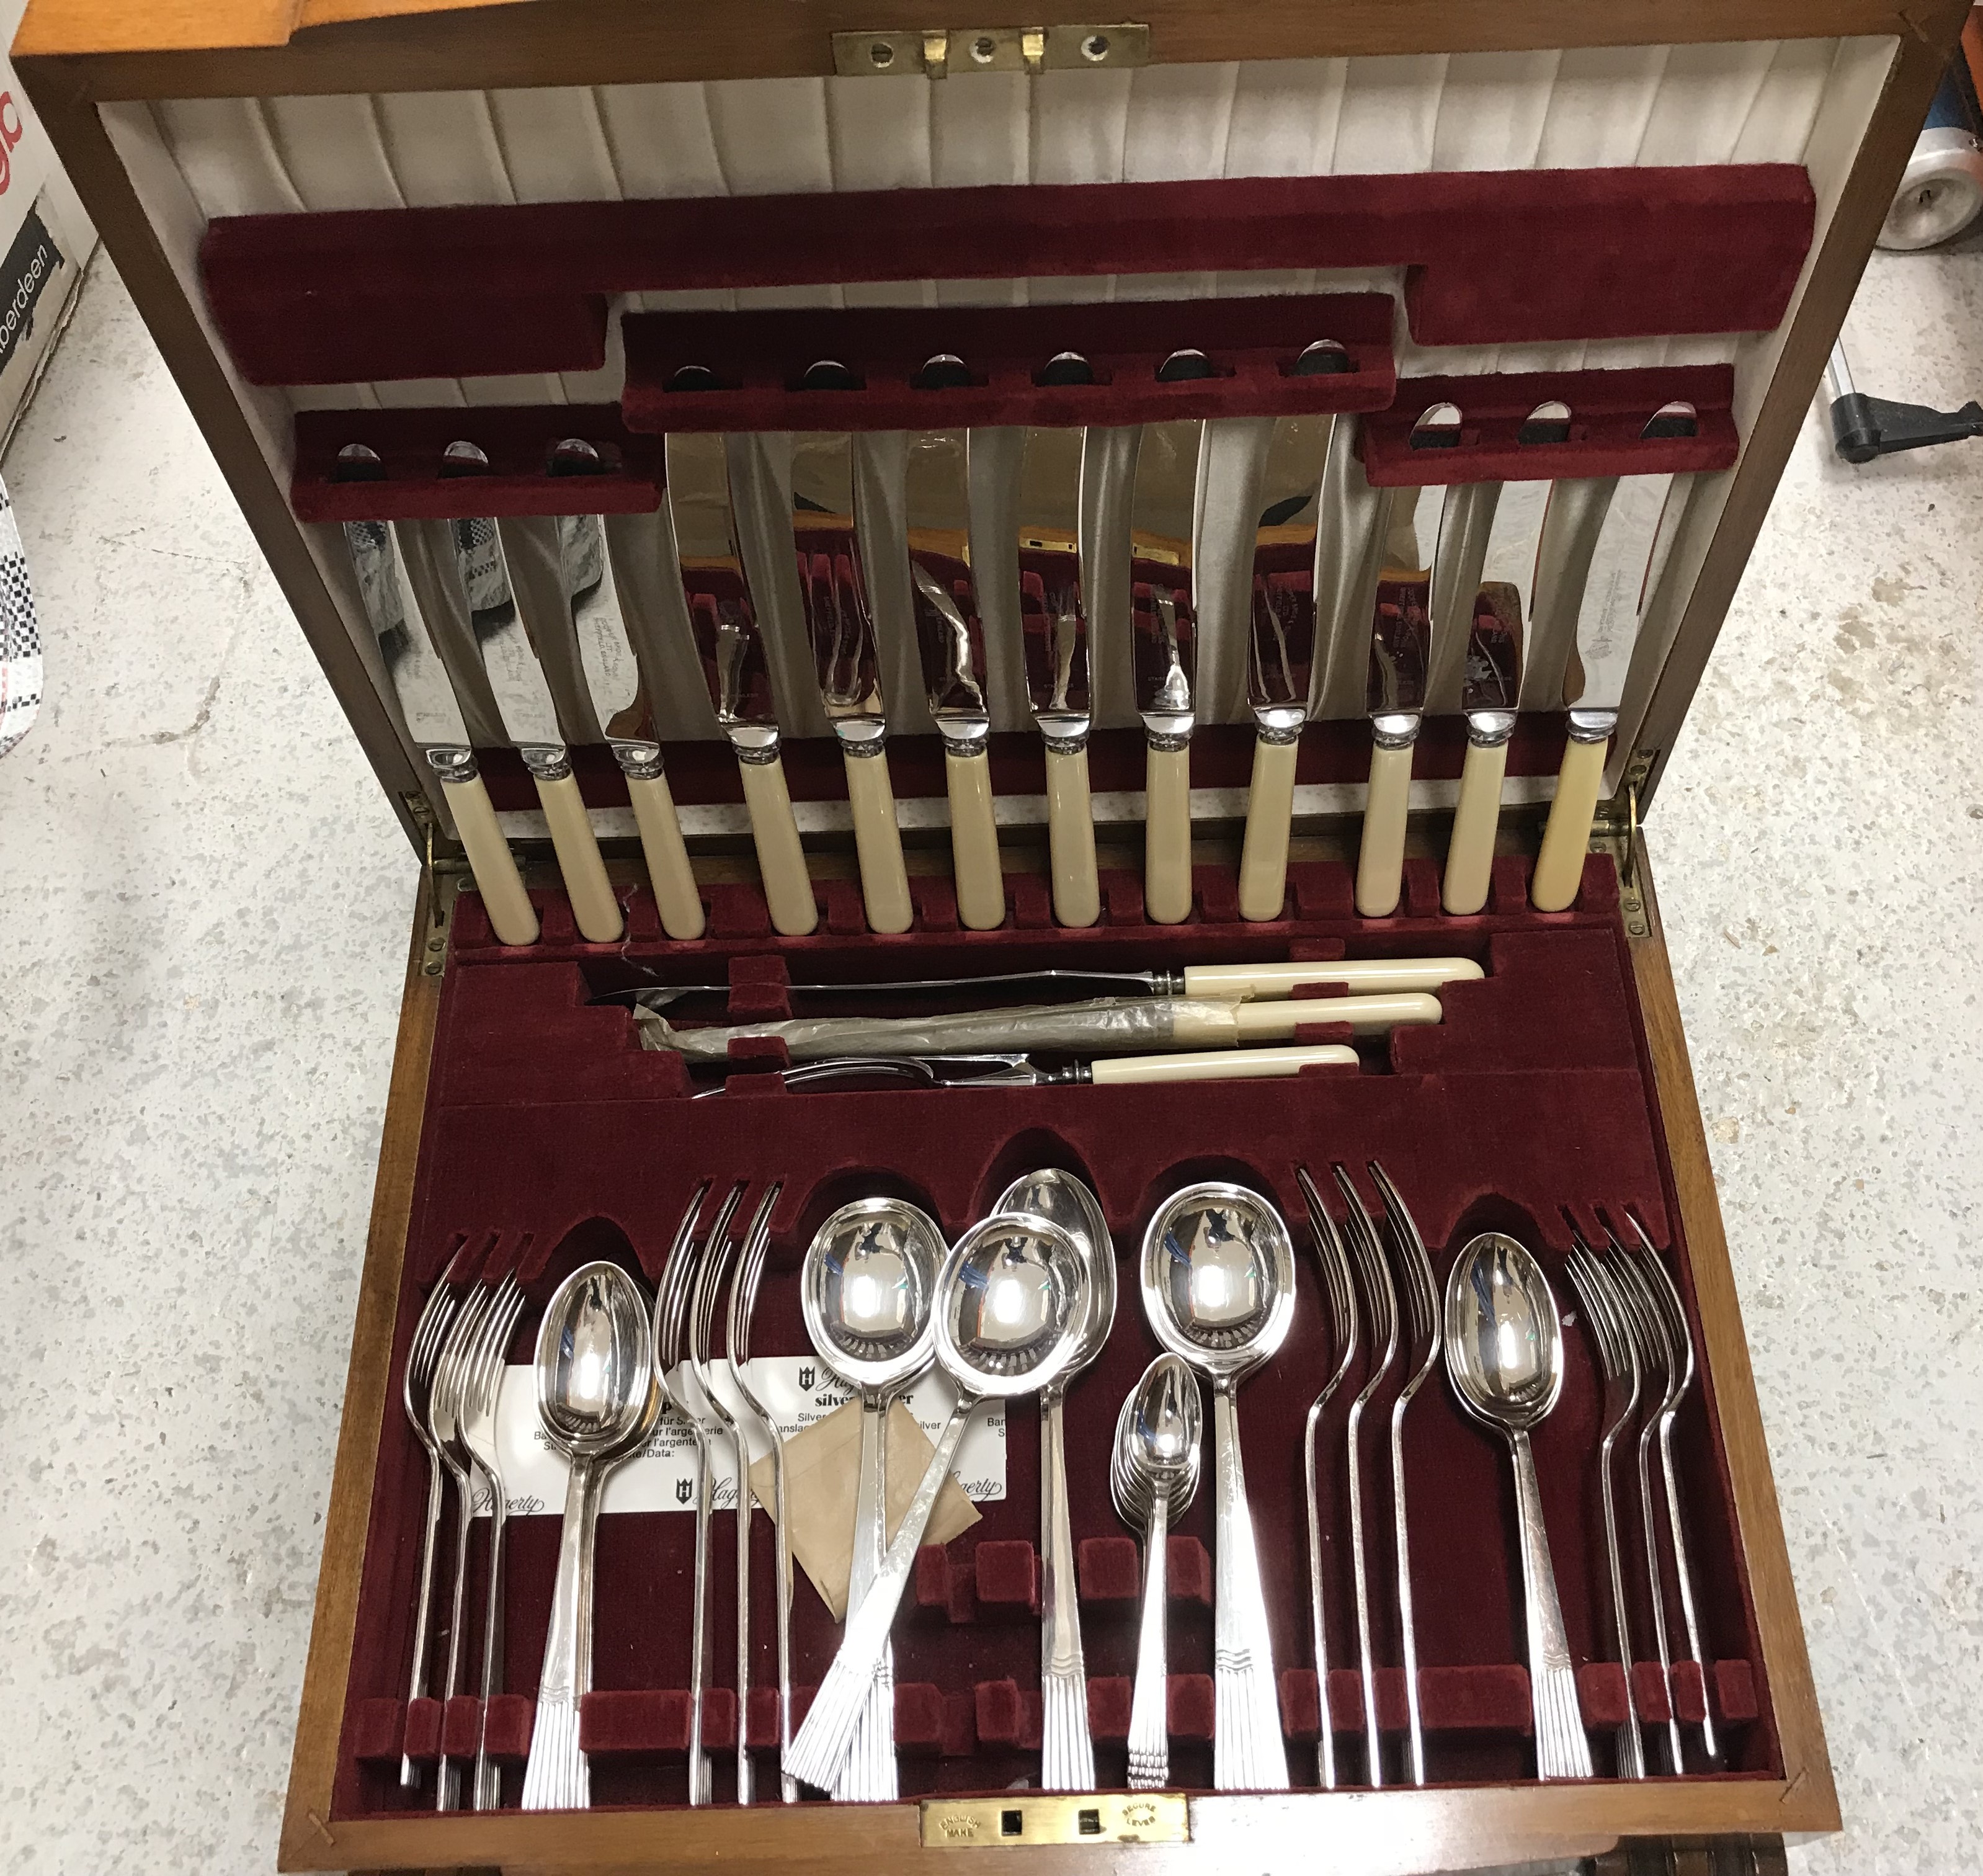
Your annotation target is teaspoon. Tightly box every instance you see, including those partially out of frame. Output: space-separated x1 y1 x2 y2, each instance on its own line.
1443 1231 1594 1780
1141 1182 1295 1792
520 1261 662 1811
994 1168 1116 1792
785 1210 1092 1792
1110 1353 1203 1790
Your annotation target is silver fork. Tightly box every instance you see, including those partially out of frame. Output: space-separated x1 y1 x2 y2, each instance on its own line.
458 1270 527 1812
1334 1163 1398 1788
1293 1166 1358 1790
725 1185 794 1802
398 1255 464 1792
1613 1212 1721 1769
1564 1233 1647 1780
430 1280 493 1811
1369 1161 1439 1788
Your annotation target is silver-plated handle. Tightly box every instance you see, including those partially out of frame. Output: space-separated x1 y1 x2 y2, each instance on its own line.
1211 1387 1290 1791
734 1424 755 1807
399 1452 445 1790
785 1396 978 1791
837 1395 897 1801
688 1430 715 1805
1657 1421 1721 1765
473 1486 509 1811
1125 1492 1171 1790
520 1454 602 1810
435 1474 476 1811
1039 1391 1095 1790
1508 1429 1594 1779
769 1440 798 1803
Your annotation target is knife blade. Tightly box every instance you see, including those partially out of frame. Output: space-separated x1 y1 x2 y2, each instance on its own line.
548 470 704 940
906 429 1004 931
791 423 913 935
1130 407 1204 926
1531 400 1696 911
1438 401 1565 916
1353 402 1455 918
1015 422 1099 929
665 431 818 938
344 516 538 947
445 511 622 942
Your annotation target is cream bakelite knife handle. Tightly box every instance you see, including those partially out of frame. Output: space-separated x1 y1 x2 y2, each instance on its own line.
440 768 539 947
1090 1043 1358 1085
943 748 1005 932
626 771 706 942
1355 739 1414 919
1238 735 1299 923
1180 958 1484 998
1044 745 1100 929
1144 742 1193 926
535 771 623 943
843 748 914 936
1443 738 1509 918
737 754 819 939
1531 735 1610 913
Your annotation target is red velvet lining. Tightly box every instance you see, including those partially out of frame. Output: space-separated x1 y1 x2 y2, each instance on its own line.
618 296 1394 435
1358 368 1737 488
331 852 1778 1815
202 168 1813 386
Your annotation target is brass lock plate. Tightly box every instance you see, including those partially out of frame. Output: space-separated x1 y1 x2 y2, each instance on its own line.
919 1792 1190 1848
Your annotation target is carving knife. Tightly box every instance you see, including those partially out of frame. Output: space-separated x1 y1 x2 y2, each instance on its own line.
666 432 818 938
344 516 538 947
1435 401 1567 915
905 429 1004 930
553 506 705 940
1129 404 1205 925
1530 401 1697 911
790 424 914 934
1015 421 1099 928
1353 403 1455 918
445 514 623 942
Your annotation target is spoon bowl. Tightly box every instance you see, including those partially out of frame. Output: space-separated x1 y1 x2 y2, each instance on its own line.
1141 1181 1296 1383
535 1261 658 1458
934 1211 1089 1394
994 1169 1116 1372
1111 1352 1203 1524
802 1197 945 1391
1443 1230 1565 1435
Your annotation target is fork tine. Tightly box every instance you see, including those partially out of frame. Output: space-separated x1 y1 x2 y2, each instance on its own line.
1295 1165 1358 1369
728 1184 782 1372
693 1184 746 1369
656 1181 715 1370
1369 1161 1437 1366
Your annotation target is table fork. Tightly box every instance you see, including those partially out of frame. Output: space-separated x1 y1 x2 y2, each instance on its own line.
1293 1166 1358 1789
397 1256 464 1791
430 1280 494 1811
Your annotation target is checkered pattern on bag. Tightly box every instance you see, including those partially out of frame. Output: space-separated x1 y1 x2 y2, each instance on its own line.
0 475 41 759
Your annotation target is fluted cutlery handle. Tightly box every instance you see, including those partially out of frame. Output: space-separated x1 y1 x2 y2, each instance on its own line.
737 749 819 937
1040 1394 1094 1791
1211 1388 1290 1792
534 771 623 943
1531 734 1608 913
1237 733 1298 922
1442 735 1507 917
1126 1494 1171 1790
944 745 1006 931
522 1456 601 1810
842 744 914 935
440 768 538 947
626 771 706 940
1508 1429 1594 1780
1045 744 1100 928
1355 738 1413 919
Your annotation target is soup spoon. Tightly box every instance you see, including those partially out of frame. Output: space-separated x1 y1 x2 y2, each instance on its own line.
1141 1182 1295 1791
801 1196 945 1801
994 1168 1116 1792
520 1260 662 1811
786 1210 1092 1793
1443 1231 1594 1780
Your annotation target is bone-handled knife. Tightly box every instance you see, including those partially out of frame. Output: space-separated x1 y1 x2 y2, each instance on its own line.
1015 424 1099 929
1129 416 1204 925
1353 403 1456 918
1437 402 1567 916
345 518 538 946
1531 400 1697 912
666 432 818 938
791 427 913 935
448 516 623 942
905 429 1004 931
553 502 705 940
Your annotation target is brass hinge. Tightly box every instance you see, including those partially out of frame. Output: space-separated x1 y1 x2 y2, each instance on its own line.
834 22 1148 78
919 1792 1188 1848
402 790 468 979
1591 758 1652 942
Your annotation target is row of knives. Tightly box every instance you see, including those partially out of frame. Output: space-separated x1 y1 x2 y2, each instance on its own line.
340 343 1694 950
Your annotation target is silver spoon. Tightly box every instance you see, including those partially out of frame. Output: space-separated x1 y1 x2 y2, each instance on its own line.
1110 1353 1203 1791
520 1261 662 1811
1443 1232 1594 1780
1141 1182 1295 1792
801 1196 945 1801
995 1169 1116 1792
786 1210 1092 1792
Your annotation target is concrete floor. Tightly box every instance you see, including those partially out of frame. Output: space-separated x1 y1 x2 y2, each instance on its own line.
1 249 1979 1874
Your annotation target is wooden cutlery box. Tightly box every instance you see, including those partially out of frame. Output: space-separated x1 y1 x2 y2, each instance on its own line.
15 1 1956 1870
